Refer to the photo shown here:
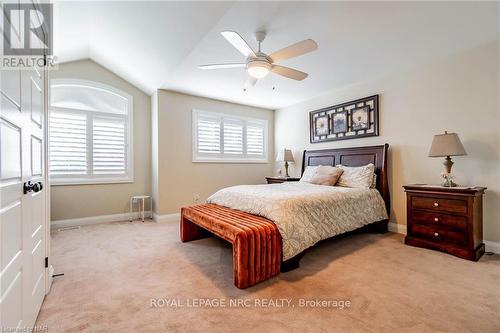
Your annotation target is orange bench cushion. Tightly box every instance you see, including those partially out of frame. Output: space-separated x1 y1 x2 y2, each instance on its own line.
180 204 282 289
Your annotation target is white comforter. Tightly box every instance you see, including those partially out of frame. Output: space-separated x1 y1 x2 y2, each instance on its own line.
207 182 388 260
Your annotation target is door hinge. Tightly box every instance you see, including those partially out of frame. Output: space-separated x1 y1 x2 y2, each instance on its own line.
45 257 48 268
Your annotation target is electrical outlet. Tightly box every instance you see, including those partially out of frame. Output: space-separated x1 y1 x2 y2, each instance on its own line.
193 194 200 203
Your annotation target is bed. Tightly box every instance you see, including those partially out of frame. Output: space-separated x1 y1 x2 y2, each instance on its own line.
180 144 390 288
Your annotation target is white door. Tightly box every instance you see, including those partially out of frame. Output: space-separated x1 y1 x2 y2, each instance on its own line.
0 3 48 329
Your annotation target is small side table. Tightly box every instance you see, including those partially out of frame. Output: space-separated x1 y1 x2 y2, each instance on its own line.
129 195 152 222
265 177 301 184
403 184 486 261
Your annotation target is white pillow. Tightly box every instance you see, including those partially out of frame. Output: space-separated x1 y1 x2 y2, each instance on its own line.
336 163 375 189
299 166 320 183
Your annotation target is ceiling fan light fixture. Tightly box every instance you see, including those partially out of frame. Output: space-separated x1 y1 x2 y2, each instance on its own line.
247 60 271 79
200 30 317 84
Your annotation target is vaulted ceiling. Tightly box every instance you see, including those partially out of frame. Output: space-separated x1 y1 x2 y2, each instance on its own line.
54 1 499 109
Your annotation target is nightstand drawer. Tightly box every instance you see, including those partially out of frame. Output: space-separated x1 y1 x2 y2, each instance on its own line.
411 210 467 231
411 196 467 215
411 224 466 247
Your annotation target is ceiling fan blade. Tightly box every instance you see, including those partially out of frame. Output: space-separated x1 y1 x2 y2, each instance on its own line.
269 39 318 62
221 31 256 58
271 65 308 81
199 63 246 70
244 76 257 89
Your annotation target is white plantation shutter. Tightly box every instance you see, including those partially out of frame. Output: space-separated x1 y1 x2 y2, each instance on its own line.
197 116 221 154
49 111 87 175
246 122 265 156
193 110 267 162
223 120 243 155
49 80 132 184
93 116 126 174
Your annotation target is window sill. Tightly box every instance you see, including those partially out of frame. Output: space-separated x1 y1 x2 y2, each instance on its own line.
50 178 134 186
192 158 269 164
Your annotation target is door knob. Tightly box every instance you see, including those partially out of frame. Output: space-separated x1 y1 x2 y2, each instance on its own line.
23 181 34 194
32 182 43 193
23 181 43 194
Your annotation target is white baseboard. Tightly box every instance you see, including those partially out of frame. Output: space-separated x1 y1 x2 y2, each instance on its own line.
51 211 152 230
485 241 500 254
153 212 180 223
388 222 407 235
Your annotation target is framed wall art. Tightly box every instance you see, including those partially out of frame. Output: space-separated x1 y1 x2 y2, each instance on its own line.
332 111 347 134
351 106 370 131
309 95 379 143
314 115 329 136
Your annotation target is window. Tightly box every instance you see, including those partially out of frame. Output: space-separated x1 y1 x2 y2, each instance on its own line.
49 79 133 184
192 109 268 163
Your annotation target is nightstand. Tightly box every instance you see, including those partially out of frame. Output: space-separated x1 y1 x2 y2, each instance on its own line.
403 184 486 261
266 177 300 184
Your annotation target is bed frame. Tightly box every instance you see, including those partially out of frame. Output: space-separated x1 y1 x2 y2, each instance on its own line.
181 144 390 288
302 143 390 213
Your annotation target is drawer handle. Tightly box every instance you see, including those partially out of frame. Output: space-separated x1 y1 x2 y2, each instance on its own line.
434 232 439 237
434 217 439 222
433 202 439 207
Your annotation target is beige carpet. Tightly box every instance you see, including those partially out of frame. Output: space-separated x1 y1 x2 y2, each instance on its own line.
36 220 500 333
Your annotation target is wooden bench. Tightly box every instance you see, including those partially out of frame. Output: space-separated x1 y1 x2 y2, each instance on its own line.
180 204 282 289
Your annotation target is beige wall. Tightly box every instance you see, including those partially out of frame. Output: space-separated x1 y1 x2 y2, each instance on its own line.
152 90 274 215
275 42 500 243
50 60 152 221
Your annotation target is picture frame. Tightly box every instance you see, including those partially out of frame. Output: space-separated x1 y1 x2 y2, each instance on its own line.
314 115 329 136
332 111 347 133
309 95 379 143
351 106 370 131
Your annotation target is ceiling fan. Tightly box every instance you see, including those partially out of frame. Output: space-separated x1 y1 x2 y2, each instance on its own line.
199 31 318 88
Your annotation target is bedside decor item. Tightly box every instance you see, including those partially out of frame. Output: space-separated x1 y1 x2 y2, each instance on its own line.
428 131 467 187
309 95 379 143
276 148 295 177
403 185 486 261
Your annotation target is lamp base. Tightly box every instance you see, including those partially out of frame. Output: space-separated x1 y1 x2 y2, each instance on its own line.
442 179 458 187
442 156 457 187
443 156 454 174
284 161 290 178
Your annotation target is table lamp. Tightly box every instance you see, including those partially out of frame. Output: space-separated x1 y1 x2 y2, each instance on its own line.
428 131 467 187
276 148 294 177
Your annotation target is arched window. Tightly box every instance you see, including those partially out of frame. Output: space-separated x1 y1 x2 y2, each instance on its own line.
49 79 133 184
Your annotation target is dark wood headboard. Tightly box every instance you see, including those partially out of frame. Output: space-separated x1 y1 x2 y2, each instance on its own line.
302 144 390 212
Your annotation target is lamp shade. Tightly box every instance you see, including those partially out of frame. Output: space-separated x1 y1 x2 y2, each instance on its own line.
428 132 467 157
276 148 295 162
